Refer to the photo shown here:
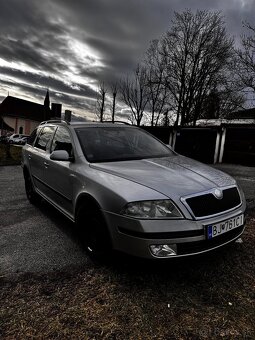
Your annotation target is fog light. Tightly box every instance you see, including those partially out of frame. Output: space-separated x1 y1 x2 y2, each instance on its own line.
150 244 177 257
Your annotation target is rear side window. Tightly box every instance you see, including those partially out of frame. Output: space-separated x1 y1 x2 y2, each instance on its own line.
34 126 55 151
27 128 39 145
51 126 73 157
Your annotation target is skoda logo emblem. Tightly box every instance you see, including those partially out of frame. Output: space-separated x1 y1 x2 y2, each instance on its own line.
214 188 223 200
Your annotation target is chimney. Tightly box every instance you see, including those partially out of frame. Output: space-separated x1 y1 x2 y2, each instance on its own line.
64 110 72 122
51 103 62 118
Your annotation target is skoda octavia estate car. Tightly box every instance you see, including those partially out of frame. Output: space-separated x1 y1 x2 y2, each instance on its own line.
22 121 246 260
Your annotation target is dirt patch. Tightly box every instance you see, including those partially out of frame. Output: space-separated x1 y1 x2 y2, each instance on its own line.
1 212 254 339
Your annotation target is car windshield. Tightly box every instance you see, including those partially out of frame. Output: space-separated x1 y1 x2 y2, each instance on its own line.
75 126 174 163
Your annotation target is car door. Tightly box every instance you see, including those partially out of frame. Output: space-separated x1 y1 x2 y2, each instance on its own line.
28 125 56 195
43 126 75 215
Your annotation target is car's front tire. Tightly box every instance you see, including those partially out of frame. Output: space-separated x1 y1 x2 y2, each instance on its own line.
76 205 112 262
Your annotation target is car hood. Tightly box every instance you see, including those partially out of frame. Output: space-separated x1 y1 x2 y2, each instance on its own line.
90 155 236 199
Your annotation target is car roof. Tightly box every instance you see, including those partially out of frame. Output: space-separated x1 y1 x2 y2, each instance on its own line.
39 120 133 129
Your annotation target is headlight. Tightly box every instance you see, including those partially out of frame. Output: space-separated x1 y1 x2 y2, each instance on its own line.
120 200 183 219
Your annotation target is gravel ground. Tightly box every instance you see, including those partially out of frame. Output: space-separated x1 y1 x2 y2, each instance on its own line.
213 163 255 211
0 166 88 277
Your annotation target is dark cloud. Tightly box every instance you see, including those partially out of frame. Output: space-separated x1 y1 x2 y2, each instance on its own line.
0 68 98 118
0 67 97 98
0 0 254 119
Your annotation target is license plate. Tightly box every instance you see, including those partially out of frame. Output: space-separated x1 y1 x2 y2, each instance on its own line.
207 214 244 239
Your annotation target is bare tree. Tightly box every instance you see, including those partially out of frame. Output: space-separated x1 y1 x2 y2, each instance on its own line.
145 40 171 126
110 82 118 123
120 65 149 126
95 82 107 122
200 81 245 121
151 10 234 126
235 22 255 105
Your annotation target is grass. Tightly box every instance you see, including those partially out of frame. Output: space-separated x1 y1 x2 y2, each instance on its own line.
0 144 22 165
0 211 254 339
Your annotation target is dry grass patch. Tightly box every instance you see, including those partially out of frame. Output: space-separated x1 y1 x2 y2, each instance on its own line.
1 212 254 339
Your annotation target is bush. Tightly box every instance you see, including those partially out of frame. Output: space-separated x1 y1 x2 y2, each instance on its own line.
0 144 22 165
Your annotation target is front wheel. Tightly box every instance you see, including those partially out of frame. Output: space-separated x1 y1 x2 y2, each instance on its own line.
76 206 112 262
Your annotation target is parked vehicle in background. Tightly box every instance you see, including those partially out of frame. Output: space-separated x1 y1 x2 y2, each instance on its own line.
17 136 29 145
8 134 29 145
8 134 20 144
22 120 246 261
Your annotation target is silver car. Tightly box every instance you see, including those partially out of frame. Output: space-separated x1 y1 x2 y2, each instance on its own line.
22 121 246 260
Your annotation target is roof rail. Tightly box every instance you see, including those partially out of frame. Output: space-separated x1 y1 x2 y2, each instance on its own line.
102 120 132 125
39 119 70 126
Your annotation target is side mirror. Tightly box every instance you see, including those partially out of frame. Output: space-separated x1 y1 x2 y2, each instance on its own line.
50 150 70 161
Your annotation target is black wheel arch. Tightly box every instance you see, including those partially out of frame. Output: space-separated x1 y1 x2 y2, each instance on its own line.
75 193 104 222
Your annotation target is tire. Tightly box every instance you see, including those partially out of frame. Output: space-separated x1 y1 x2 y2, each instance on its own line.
76 205 112 262
24 172 40 204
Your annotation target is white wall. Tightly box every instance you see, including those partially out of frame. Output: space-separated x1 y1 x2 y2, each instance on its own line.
3 116 39 134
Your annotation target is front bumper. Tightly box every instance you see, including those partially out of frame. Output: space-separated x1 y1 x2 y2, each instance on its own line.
103 206 246 259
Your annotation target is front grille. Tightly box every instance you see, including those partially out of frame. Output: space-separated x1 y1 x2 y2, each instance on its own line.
118 227 204 239
185 187 241 218
177 225 245 255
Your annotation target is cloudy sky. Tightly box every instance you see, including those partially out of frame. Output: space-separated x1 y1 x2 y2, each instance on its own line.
0 0 254 120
